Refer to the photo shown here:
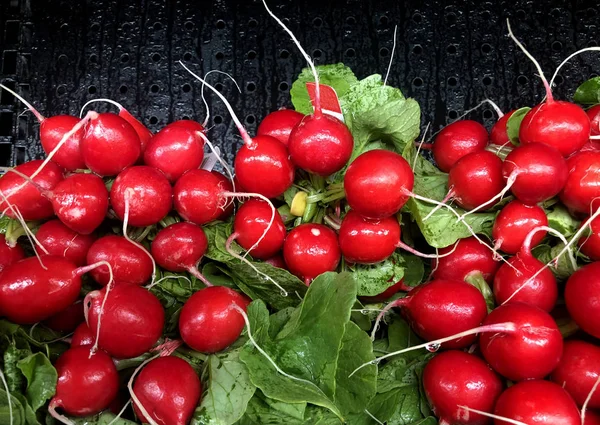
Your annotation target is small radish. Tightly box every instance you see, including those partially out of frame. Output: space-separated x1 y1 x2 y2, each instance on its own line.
173 169 231 225
86 235 153 286
179 286 250 353
283 223 341 285
479 302 563 381
431 237 500 284
565 261 600 338
587 104 600 136
71 322 95 347
551 340 600 408
36 220 96 266
0 234 24 274
489 110 515 146
110 166 173 227
132 356 201 425
493 380 581 425
432 120 489 172
44 301 85 333
212 170 235 220
86 283 165 359
560 150 600 214
423 350 503 425
257 109 305 146
264 254 287 269
81 113 141 176
579 215 600 260
492 200 547 254
49 346 119 421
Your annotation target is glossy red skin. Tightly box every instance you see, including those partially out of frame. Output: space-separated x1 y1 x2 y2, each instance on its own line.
143 125 204 182
50 173 109 235
212 171 234 220
0 256 80 324
503 142 568 205
81 113 141 176
86 235 153 286
52 346 119 416
448 150 504 210
519 100 590 157
493 380 581 425
151 223 208 272
234 135 295 199
489 110 515 146
179 286 250 353
423 350 503 425
493 252 557 312
87 283 165 359
565 262 600 338
361 278 408 303
71 322 95 347
0 234 25 274
492 201 548 254
174 169 227 225
40 115 86 170
166 119 205 133
234 199 286 260
551 340 600 408
133 356 202 425
587 105 600 136
560 151 600 214
44 301 84 332
110 166 172 227
257 109 304 146
338 211 400 264
432 237 500 284
479 303 563 381
118 109 153 153
36 220 95 267
400 279 487 349
264 254 287 269
579 215 600 260
0 159 63 220
283 224 341 284
433 120 489 172
344 150 415 220
288 114 353 176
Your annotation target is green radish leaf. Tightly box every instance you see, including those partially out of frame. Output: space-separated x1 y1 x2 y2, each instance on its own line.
386 317 426 362
574 76 600 104
464 272 495 313
16 353 57 412
349 253 423 297
532 242 578 281
547 204 580 238
506 106 531 145
0 390 38 425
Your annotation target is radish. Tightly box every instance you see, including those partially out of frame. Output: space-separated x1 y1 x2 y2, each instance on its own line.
132 356 201 425
0 234 24 274
479 302 563 381
492 200 547 254
587 104 600 136
179 286 250 353
167 119 205 132
48 346 119 422
86 283 165 358
264 254 286 269
423 350 503 425
565 261 600 338
212 170 235 220
44 301 85 333
80 113 141 176
71 322 95 347
86 235 153 286
431 237 500 284
36 220 96 266
579 215 600 260
432 120 489 172
489 110 515 146
110 166 172 227
283 223 341 285
560 150 600 214
257 109 305 146
551 340 600 408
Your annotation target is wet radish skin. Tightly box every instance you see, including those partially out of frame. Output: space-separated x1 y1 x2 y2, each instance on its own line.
565 261 600 339
433 120 489 172
257 109 304 146
338 211 400 264
492 201 548 255
432 237 500 283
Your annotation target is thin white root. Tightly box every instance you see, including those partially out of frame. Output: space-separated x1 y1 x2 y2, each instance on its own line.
458 172 518 221
550 47 600 89
0 368 13 425
200 70 241 127
383 25 398 86
198 132 237 196
48 403 76 425
187 266 214 287
364 409 384 425
106 399 132 425
423 189 454 221
127 354 161 425
146 274 192 291
457 406 528 425
370 300 400 341
590 135 600 140
79 98 124 117
522 225 577 271
413 122 431 171
0 83 44 122
581 375 600 425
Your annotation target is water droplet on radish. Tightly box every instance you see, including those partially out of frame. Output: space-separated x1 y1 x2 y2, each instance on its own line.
426 343 441 352
311 228 321 236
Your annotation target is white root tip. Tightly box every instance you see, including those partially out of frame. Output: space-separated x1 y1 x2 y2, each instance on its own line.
383 25 398 86
48 402 77 425
79 98 124 118
550 47 600 89
200 70 241 127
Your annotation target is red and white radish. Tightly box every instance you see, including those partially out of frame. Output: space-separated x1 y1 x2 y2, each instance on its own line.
492 200 547 254
36 220 95 266
257 109 305 146
432 120 488 172
431 237 500 283
560 150 600 214
565 261 600 338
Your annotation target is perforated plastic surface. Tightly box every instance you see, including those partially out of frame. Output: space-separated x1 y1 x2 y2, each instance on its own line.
1 0 599 167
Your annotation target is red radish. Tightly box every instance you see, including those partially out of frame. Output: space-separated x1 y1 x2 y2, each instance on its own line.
110 166 173 227
179 286 250 353
587 104 600 136
361 278 411 303
551 340 600 408
173 169 231 225
283 223 341 285
71 322 95 347
492 200 547 254
0 159 63 220
432 120 489 172
0 234 24 274
86 235 153 286
212 170 235 220
493 380 581 425
44 301 85 332
479 303 563 381
264 254 287 269
490 110 515 146
560 150 600 214
49 346 119 420
167 119 205 132
565 261 600 338
36 220 96 266
579 215 600 260
132 356 201 425
257 109 305 146
432 237 500 284
423 350 503 425
86 283 165 359
80 113 141 176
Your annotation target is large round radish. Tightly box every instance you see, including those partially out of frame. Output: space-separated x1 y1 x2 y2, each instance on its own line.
565 261 600 338
179 286 250 353
579 215 600 260
257 109 304 146
86 283 165 359
174 169 229 225
560 150 600 214
489 110 515 146
0 234 24 274
479 303 562 381
339 211 400 264
431 237 500 283
232 199 286 260
110 166 173 227
283 224 341 284
551 340 600 408
132 356 202 425
71 322 95 347
44 301 84 333
492 200 547 254
423 350 503 425
86 235 153 286
432 120 488 172
37 220 95 266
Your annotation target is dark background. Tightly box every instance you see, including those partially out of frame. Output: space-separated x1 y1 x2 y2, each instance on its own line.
1 0 599 167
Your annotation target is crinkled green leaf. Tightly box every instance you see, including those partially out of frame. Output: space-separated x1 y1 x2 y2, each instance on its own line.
0 390 39 425
532 242 577 281
349 253 423 297
465 272 495 313
506 106 531 145
547 204 580 238
3 342 30 392
16 353 57 412
574 76 600 104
